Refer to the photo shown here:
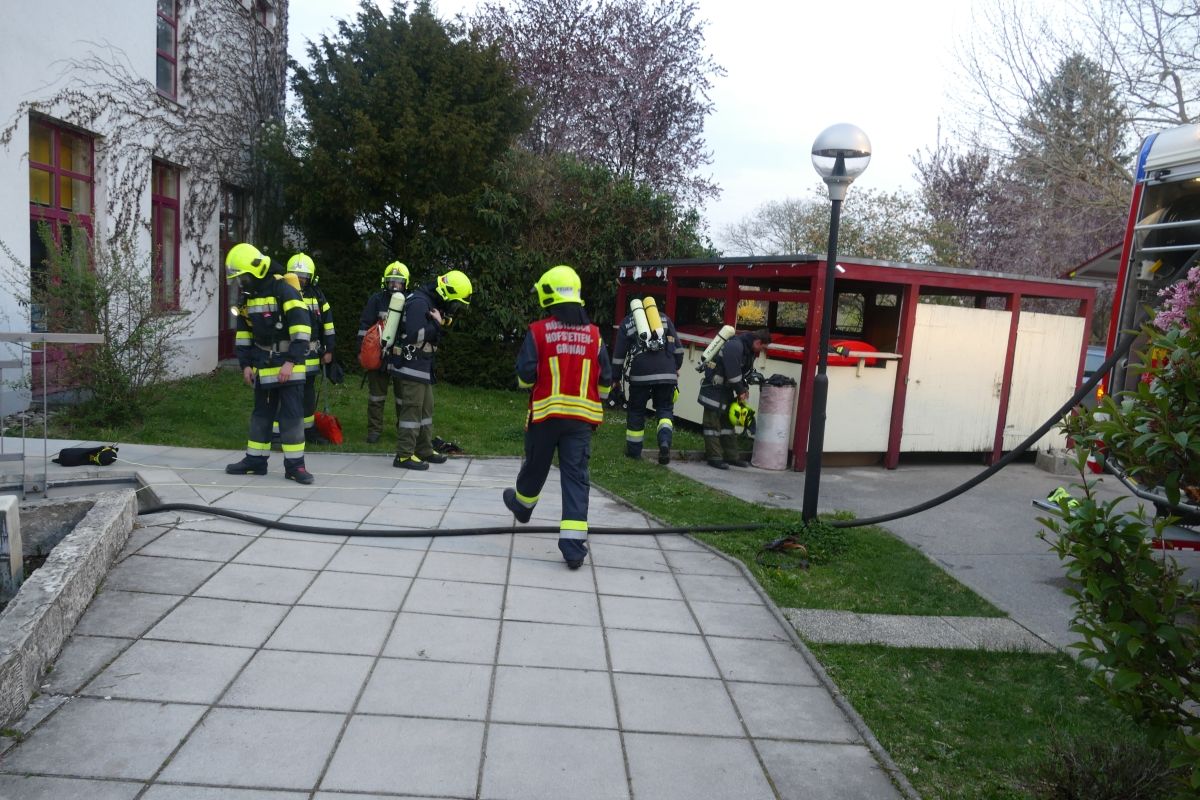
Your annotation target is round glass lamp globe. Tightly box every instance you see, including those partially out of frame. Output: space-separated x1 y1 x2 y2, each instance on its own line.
811 123 872 184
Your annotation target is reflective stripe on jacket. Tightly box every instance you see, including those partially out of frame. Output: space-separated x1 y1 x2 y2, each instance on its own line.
520 317 612 424
235 275 310 382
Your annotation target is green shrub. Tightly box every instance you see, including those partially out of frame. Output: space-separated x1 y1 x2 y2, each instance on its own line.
1022 734 1180 800
1045 278 1200 795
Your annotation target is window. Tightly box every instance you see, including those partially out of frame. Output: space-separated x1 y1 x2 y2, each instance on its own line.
835 293 865 334
152 161 181 310
217 184 248 359
28 118 94 332
242 0 275 28
157 0 177 98
219 184 247 248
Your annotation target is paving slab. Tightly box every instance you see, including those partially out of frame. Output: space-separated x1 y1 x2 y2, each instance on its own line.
0 446 906 800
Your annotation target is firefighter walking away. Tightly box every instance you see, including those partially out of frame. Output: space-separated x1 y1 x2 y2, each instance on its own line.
503 265 612 569
611 296 682 465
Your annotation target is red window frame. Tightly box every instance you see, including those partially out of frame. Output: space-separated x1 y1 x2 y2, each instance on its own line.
28 117 95 333
254 0 274 27
152 160 181 311
157 0 178 99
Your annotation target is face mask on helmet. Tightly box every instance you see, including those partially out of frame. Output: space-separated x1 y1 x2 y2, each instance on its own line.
386 278 406 293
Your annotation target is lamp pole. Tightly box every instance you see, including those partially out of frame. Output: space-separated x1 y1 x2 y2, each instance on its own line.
801 124 871 521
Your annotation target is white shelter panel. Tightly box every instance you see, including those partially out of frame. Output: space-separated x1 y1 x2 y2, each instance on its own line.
901 304 1009 452
1003 311 1086 451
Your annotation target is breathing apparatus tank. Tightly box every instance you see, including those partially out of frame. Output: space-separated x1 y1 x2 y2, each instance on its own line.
642 296 665 351
380 291 406 351
696 325 736 372
630 298 651 344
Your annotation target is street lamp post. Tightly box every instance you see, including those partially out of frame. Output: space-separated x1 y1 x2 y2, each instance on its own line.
801 123 871 521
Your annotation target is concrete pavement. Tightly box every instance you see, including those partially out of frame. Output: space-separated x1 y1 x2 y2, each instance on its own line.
0 441 907 800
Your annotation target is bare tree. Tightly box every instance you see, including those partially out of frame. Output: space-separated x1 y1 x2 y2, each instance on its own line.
1084 0 1200 128
471 0 724 206
719 187 930 263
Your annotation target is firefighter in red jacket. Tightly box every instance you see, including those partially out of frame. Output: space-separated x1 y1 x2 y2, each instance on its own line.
503 265 613 569
224 243 315 484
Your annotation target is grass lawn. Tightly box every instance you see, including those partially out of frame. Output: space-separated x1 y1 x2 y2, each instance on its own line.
811 645 1160 800
38 369 1159 798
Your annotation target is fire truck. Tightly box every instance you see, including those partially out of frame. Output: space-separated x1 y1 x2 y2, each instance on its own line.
1104 122 1200 393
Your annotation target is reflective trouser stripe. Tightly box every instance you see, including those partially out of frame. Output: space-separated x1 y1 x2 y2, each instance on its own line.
247 381 306 461
658 418 673 430
560 520 588 540
629 373 678 382
625 429 645 442
514 491 538 508
396 379 434 460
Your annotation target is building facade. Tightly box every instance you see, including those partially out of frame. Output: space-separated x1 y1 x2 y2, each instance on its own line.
0 0 287 415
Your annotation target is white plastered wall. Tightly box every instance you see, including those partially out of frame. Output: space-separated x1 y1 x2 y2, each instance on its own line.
0 0 278 414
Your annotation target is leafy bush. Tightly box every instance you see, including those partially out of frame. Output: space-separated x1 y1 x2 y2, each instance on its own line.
2 223 192 426
1022 734 1181 800
1081 294 1200 500
1044 276 1200 795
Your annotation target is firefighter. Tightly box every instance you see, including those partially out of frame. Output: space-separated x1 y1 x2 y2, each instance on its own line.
502 265 612 569
611 297 683 464
287 253 336 444
358 262 409 443
392 269 473 470
225 243 315 484
698 328 771 470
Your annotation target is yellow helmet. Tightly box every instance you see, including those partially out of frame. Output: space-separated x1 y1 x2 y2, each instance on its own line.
534 264 583 307
436 270 473 305
287 253 316 283
728 400 756 434
226 242 270 280
381 261 409 290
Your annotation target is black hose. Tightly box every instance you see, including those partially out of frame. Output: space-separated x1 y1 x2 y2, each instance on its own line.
137 502 768 538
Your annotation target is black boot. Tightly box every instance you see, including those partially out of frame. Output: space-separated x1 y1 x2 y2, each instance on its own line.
226 456 268 475
503 488 533 524
658 445 671 465
285 462 315 484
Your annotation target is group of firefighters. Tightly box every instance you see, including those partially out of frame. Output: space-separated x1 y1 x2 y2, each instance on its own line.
222 243 768 568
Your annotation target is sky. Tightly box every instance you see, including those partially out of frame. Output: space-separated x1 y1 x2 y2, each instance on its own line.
286 0 986 243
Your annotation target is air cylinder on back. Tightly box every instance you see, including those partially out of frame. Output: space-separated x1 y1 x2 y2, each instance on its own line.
381 292 406 350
